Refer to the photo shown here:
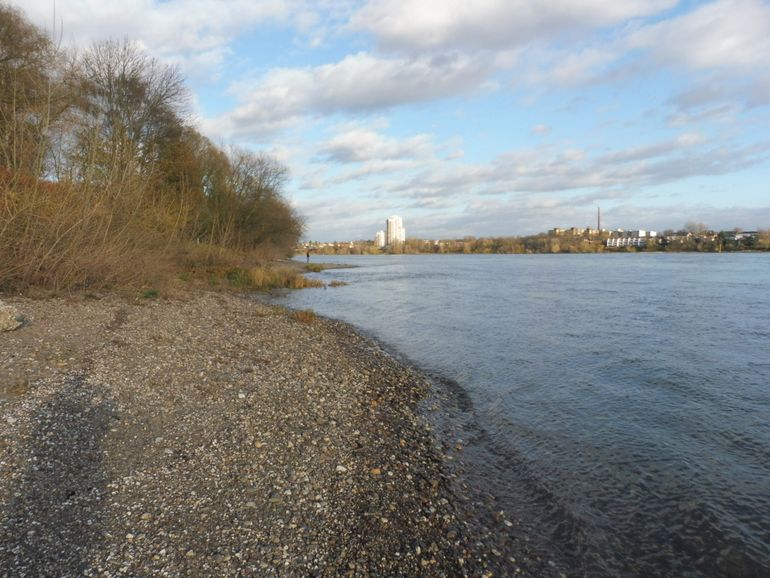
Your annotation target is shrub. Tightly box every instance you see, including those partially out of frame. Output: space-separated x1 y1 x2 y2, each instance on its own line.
291 309 316 324
221 266 323 291
0 7 304 293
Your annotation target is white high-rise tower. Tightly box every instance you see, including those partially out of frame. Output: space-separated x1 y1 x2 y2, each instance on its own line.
386 215 405 244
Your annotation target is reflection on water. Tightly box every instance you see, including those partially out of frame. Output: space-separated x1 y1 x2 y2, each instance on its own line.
273 253 770 576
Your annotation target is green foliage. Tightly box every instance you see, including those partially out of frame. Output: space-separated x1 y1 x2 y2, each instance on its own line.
225 268 250 287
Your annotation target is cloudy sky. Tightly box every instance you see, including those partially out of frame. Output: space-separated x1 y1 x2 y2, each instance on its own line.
14 0 770 240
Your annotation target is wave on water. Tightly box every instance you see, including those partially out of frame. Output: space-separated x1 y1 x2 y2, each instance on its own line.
274 253 770 576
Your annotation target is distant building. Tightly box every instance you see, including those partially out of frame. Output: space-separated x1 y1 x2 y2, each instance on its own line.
375 230 386 248
732 231 758 241
610 229 656 238
607 236 645 247
663 232 691 243
386 215 405 245
550 227 603 237
606 229 657 247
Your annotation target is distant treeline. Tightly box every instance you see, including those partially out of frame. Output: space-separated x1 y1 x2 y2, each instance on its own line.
307 229 770 255
0 3 303 291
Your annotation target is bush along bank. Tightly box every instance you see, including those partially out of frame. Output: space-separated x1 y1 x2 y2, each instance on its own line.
0 4 303 294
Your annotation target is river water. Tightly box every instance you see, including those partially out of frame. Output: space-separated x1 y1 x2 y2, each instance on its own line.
272 253 770 576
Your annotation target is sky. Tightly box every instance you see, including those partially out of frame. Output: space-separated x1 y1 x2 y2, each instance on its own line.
13 0 770 240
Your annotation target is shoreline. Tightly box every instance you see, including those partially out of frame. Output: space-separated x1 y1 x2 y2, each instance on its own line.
0 292 551 576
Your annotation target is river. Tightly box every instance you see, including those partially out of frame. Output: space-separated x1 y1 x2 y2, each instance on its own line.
272 253 770 577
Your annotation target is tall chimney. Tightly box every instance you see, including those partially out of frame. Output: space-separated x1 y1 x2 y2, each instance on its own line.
597 206 601 231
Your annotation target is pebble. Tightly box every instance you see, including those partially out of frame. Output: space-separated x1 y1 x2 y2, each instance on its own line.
0 292 548 577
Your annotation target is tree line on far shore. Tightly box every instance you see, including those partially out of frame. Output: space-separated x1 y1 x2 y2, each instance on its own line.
0 3 303 292
306 227 770 255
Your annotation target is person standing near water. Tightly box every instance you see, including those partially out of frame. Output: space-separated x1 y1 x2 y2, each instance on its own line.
306 250 310 263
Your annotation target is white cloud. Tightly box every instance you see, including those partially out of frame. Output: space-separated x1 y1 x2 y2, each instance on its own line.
294 129 770 239
350 0 677 52
295 195 396 240
209 52 490 139
295 125 469 190
595 132 706 164
26 1 293 48
406 198 770 239
326 160 427 185
666 104 738 127
627 0 770 110
360 191 770 239
13 0 325 76
298 132 758 226
530 46 620 86
386 134 768 200
354 0 770 102
319 127 434 163
13 0 769 242
629 0 770 73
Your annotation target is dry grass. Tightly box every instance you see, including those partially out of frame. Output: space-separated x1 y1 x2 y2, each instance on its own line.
290 309 316 324
225 266 323 291
0 172 182 292
176 264 324 293
0 10 304 294
0 174 313 294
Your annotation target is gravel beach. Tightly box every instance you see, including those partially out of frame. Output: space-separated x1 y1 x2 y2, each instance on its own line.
0 292 548 576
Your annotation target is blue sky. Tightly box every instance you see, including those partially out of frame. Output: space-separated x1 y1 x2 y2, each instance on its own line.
15 0 770 240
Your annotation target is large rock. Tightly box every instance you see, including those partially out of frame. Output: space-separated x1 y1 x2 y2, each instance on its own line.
0 300 23 331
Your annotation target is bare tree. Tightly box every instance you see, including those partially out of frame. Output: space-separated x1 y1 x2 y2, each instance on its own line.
1 5 305 289
684 221 709 234
228 148 288 202
71 39 187 183
226 148 302 253
0 3 62 175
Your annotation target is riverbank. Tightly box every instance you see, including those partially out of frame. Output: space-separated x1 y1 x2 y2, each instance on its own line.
0 292 549 576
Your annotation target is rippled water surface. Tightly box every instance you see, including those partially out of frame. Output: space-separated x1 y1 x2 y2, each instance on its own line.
274 253 770 576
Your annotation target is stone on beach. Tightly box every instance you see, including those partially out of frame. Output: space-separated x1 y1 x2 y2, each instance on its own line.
0 292 543 577
0 300 22 331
